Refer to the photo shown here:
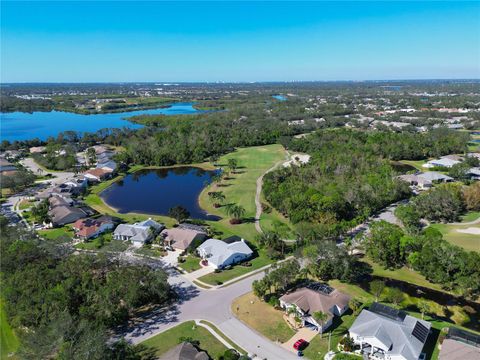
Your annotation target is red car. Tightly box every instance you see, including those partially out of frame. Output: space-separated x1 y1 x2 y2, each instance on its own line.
293 339 308 351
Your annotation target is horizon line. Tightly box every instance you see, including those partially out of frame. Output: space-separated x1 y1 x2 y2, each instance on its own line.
2 78 480 85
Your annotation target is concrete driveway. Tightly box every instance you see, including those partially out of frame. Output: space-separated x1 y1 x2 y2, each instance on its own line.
162 249 182 267
282 327 319 353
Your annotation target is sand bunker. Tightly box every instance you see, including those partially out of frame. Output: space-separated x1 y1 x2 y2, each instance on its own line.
456 227 480 235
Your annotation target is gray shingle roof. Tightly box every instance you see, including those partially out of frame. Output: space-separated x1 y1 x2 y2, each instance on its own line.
349 305 431 360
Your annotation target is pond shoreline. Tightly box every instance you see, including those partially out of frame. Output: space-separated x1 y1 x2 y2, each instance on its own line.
98 165 220 221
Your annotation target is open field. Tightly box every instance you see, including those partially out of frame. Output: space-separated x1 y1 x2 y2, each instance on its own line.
1 299 19 359
363 258 446 293
141 321 228 359
231 292 295 343
199 144 291 241
430 223 480 252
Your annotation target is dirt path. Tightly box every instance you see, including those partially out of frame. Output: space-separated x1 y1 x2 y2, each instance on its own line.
254 151 290 234
447 216 480 226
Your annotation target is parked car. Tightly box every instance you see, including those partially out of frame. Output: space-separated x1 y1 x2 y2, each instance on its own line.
293 339 308 351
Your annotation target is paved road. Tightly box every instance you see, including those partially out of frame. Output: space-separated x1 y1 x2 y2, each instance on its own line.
122 267 298 360
21 157 75 186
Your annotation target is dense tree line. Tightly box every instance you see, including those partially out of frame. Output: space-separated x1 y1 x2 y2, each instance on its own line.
264 130 414 226
289 128 469 161
365 221 480 298
0 220 172 359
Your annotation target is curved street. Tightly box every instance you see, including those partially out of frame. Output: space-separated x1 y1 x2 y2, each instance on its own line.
122 267 299 360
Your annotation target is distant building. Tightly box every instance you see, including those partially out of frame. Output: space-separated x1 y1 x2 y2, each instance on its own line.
424 157 461 168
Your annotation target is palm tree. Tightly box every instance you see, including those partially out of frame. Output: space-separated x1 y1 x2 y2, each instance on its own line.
227 158 238 174
418 300 430 319
226 204 245 224
313 311 328 337
287 307 299 329
211 173 222 187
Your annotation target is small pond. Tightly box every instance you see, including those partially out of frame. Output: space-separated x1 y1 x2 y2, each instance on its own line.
272 95 287 101
100 167 220 220
391 161 417 174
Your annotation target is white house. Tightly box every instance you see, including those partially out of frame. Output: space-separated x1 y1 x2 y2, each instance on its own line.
197 238 253 269
279 283 350 332
113 219 163 247
349 303 431 360
423 157 461 168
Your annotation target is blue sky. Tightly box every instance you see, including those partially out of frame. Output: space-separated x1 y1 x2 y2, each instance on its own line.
1 1 479 82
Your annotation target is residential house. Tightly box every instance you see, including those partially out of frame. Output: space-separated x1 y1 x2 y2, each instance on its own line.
423 157 461 168
438 328 480 360
48 195 87 227
416 171 453 183
349 302 431 360
72 216 115 240
197 238 253 269
158 342 208 360
161 227 207 251
29 146 46 154
279 283 350 332
467 167 480 180
113 219 163 247
0 158 17 175
84 168 110 182
396 174 432 190
96 159 117 173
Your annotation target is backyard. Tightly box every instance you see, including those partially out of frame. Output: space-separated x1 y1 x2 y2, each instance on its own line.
140 321 228 359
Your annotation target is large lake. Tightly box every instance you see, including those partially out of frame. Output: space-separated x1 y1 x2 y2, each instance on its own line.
100 167 220 220
0 102 200 142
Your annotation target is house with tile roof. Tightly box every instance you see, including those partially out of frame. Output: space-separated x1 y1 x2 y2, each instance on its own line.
73 216 115 240
279 283 350 332
161 227 207 251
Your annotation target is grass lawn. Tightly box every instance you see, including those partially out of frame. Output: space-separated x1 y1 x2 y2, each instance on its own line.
1 299 19 359
199 144 290 242
141 321 228 360
460 211 480 223
303 310 358 360
231 292 295 343
399 159 429 171
198 320 246 354
363 258 445 293
38 226 73 241
18 199 34 210
198 249 272 285
179 255 202 272
430 223 480 253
